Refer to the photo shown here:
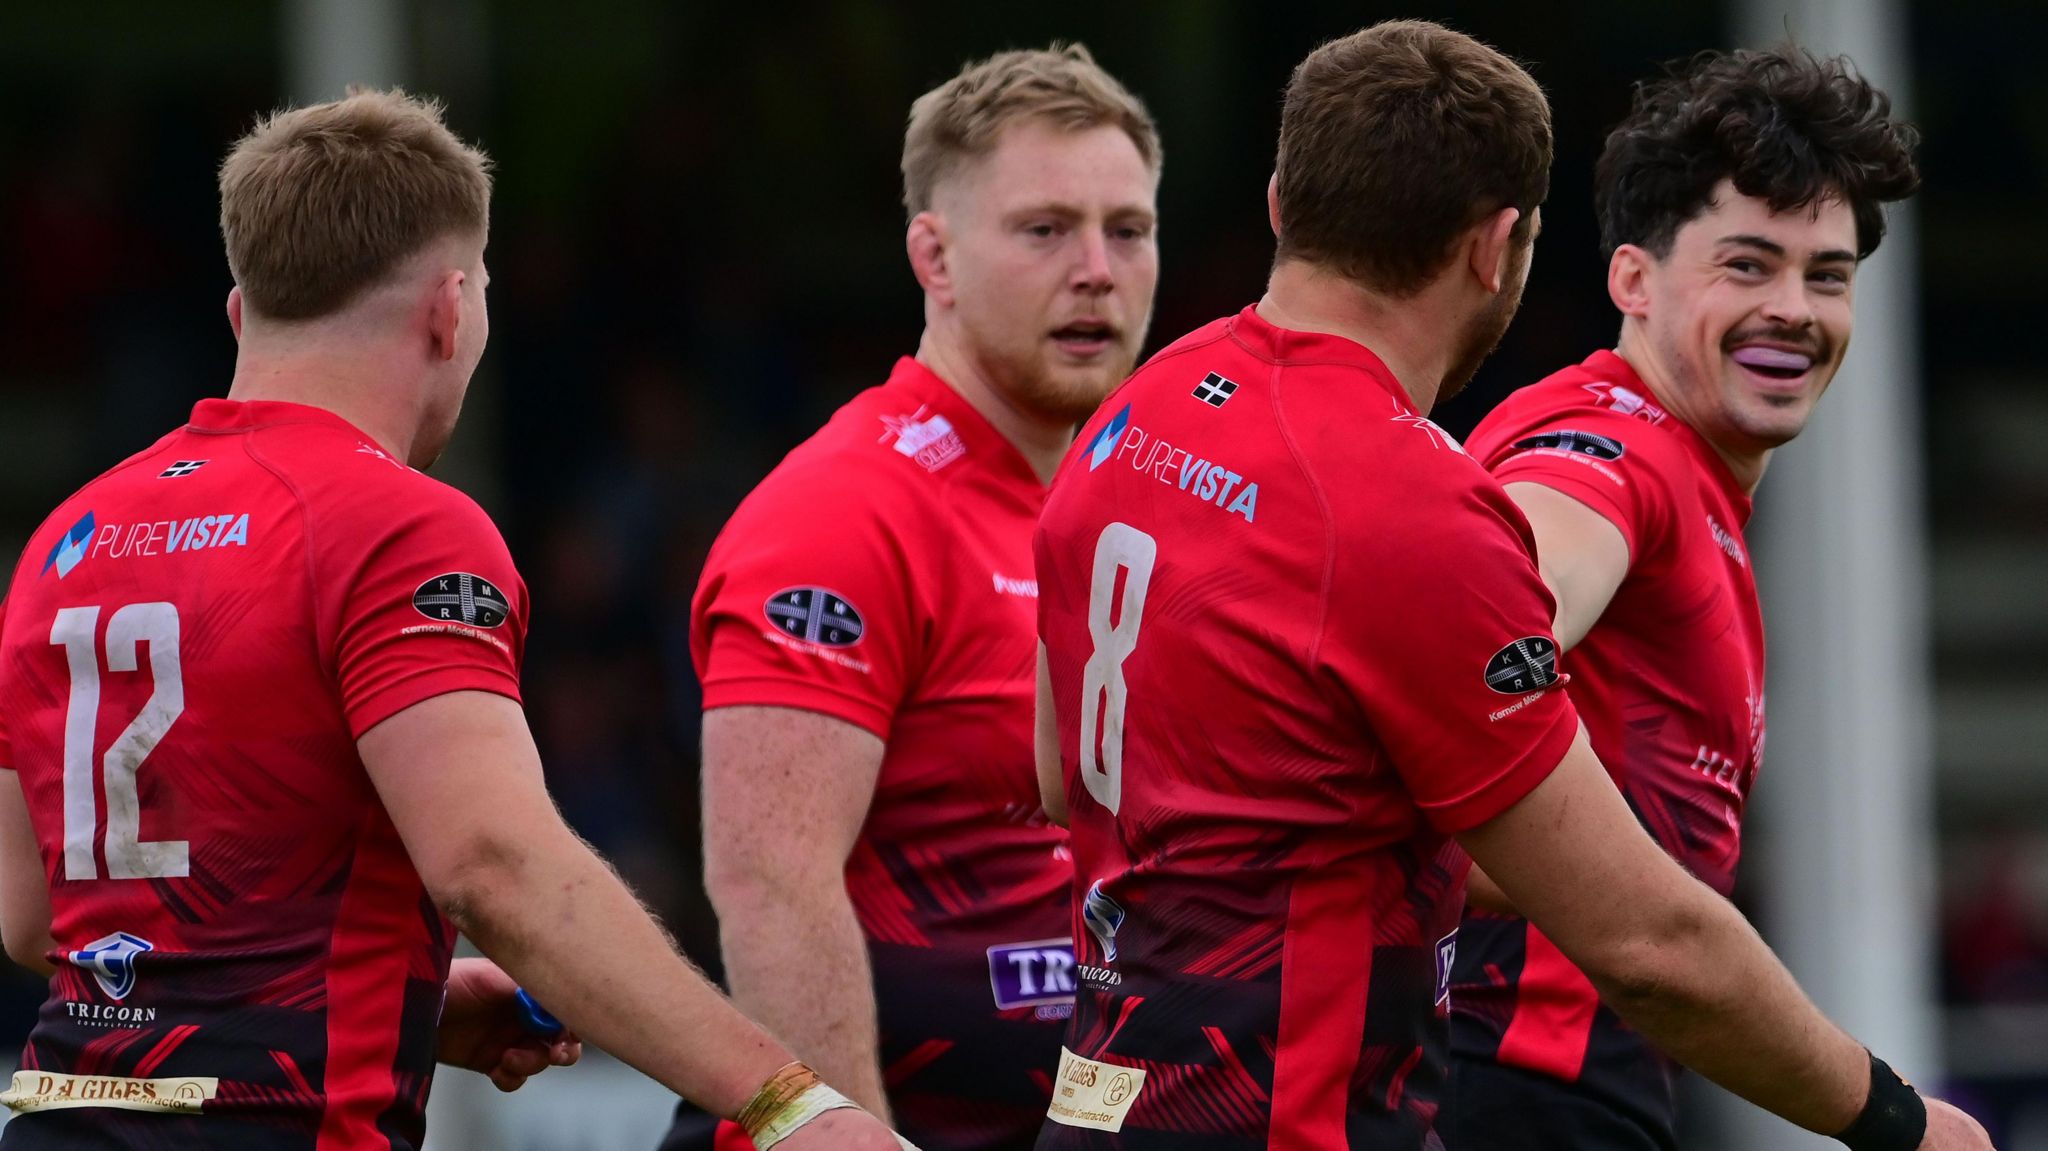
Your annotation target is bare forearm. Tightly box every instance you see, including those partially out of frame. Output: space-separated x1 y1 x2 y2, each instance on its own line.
447 831 791 1118
1582 889 1868 1134
717 884 891 1119
1464 741 1878 1139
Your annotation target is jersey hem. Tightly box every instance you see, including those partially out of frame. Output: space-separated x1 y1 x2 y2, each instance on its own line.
347 671 525 741
1419 703 1580 834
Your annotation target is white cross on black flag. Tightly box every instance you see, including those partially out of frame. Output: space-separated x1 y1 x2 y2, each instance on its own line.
1192 373 1239 407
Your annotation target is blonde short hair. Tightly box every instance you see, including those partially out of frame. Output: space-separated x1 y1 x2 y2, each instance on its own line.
219 88 492 320
901 43 1160 218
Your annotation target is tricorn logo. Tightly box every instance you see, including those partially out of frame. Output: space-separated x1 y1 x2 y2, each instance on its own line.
1082 880 1126 963
70 932 154 1001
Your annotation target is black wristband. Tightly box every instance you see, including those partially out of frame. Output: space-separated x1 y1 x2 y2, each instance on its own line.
1835 1051 1927 1151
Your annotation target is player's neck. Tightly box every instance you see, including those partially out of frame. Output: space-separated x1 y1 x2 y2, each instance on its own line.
1257 261 1452 413
913 330 1073 484
1612 325 1773 493
227 331 424 466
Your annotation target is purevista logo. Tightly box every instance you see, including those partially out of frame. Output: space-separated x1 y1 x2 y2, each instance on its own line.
69 932 154 1001
1085 405 1132 471
1087 410 1263 522
46 512 253 579
40 511 96 579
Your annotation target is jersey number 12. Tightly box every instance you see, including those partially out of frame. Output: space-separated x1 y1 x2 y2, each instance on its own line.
1079 522 1156 815
50 603 189 881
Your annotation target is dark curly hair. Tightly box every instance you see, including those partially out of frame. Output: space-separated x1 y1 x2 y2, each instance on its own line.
1595 47 1919 260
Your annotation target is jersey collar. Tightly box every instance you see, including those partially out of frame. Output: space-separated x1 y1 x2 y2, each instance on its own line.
882 357 1049 493
188 397 378 442
1224 304 1414 413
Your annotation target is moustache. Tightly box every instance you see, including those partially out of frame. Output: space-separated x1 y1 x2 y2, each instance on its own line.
1722 325 1827 359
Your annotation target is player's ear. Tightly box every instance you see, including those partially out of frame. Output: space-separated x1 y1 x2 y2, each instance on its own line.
1608 244 1655 319
907 211 953 305
1468 206 1521 295
1266 172 1282 240
226 287 244 341
427 270 465 363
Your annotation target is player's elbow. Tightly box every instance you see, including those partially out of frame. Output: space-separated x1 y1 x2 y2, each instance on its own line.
1577 899 1721 1020
420 827 539 938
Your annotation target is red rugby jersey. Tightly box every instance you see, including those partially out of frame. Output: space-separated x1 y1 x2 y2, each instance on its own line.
1033 307 1580 1151
1448 350 1765 1113
690 357 1072 1151
0 399 528 1150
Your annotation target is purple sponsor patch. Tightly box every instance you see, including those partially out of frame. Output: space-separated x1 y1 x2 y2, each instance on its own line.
987 938 1077 1011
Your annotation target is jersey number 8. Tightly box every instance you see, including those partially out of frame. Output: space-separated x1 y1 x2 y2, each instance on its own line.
1079 522 1157 816
50 603 189 881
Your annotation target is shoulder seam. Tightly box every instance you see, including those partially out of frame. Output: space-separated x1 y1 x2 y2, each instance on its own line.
1489 408 1690 563
1140 326 1237 376
238 432 337 689
1267 364 1341 720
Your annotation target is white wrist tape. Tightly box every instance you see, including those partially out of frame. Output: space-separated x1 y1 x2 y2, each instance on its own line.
745 1082 859 1150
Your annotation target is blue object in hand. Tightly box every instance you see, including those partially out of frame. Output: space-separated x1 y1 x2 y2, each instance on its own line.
514 988 565 1037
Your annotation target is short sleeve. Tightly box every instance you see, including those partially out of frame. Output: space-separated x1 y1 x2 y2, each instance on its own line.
321 485 529 739
1320 464 1580 834
691 469 922 741
1478 411 1679 560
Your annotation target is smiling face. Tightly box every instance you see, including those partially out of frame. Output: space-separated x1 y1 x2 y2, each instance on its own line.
920 118 1160 424
1616 179 1859 461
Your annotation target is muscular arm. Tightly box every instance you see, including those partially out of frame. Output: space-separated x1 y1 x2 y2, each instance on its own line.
0 770 55 975
1466 481 1631 914
358 691 794 1118
1036 643 1067 827
700 705 892 1119
1456 728 1868 1133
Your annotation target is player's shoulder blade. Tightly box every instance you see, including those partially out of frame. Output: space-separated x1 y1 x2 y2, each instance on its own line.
5 407 314 605
1235 310 1493 527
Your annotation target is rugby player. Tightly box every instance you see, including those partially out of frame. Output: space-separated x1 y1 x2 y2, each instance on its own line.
0 90 901 1151
1031 21 1988 1151
1444 46 1923 1151
677 44 1160 1151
